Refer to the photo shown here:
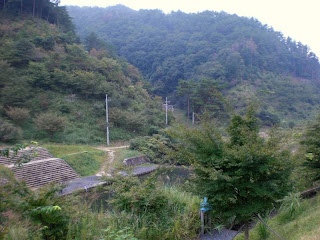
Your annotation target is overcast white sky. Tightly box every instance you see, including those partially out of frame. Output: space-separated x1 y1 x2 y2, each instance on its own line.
61 0 320 57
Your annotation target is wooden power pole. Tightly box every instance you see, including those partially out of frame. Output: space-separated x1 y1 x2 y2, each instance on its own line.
165 97 168 127
106 94 110 146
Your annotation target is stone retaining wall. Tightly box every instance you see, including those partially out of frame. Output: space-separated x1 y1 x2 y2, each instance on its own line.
123 155 148 167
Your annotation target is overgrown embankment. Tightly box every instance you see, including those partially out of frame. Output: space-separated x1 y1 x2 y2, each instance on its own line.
0 14 165 145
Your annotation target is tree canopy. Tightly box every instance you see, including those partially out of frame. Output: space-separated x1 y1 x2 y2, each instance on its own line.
68 5 320 124
169 108 292 239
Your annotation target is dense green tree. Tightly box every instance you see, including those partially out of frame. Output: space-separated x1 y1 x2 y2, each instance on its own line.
177 78 229 121
34 112 66 137
0 61 14 89
177 80 195 123
11 39 35 66
84 32 106 51
301 117 320 181
170 108 292 239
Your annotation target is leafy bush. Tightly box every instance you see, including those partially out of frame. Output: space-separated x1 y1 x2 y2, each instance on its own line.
5 106 30 123
129 134 172 163
34 113 67 138
34 36 55 51
0 118 21 142
105 174 200 240
109 175 168 215
256 221 270 240
257 110 280 126
278 192 302 222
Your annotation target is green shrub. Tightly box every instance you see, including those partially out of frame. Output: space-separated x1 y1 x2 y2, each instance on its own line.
34 113 67 138
108 174 168 215
5 106 30 123
105 174 200 240
257 221 270 240
0 119 21 142
278 192 302 222
34 36 55 51
129 134 172 164
257 110 280 126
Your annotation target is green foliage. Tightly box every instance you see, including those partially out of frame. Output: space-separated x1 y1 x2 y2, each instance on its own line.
235 194 320 240
68 6 320 123
0 16 164 144
29 205 67 239
84 32 106 51
256 221 270 240
11 38 35 66
0 0 75 35
177 78 230 121
34 36 55 51
103 227 138 240
34 113 67 138
105 174 201 240
108 174 168 215
44 144 107 176
0 118 21 142
169 107 292 233
129 134 178 164
227 106 259 146
301 117 320 180
0 164 73 240
113 148 142 169
5 106 30 124
62 151 105 176
278 192 302 222
257 109 280 126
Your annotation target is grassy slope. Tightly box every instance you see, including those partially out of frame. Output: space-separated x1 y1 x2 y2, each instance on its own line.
112 148 142 169
43 144 107 176
235 195 320 240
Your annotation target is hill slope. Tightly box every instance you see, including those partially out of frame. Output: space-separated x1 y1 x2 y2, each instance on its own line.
0 13 164 144
68 5 320 124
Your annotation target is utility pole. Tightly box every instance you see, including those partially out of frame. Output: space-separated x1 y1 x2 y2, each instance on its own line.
165 97 168 127
106 94 110 146
187 97 190 126
192 112 195 125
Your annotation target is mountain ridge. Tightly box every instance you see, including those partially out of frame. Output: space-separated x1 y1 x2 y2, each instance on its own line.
68 5 320 125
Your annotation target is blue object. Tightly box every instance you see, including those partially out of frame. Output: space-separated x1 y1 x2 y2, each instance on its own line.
200 197 212 212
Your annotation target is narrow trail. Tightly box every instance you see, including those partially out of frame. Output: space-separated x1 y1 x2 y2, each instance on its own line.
95 145 129 176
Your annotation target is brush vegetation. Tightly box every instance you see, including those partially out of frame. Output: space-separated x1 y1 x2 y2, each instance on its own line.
0 12 164 145
235 194 320 240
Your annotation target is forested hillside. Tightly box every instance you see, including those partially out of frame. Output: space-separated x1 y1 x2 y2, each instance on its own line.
68 5 320 125
0 3 164 144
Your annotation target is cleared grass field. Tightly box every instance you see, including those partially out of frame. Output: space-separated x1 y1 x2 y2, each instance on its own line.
43 144 108 176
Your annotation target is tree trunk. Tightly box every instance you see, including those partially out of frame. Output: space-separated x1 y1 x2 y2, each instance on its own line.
187 97 190 126
20 0 23 14
32 0 35 17
244 221 249 240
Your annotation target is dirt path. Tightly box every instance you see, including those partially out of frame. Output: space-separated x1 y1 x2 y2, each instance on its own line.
95 146 129 176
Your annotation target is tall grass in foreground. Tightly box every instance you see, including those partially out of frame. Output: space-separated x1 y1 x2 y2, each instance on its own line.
235 194 320 240
66 185 201 240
